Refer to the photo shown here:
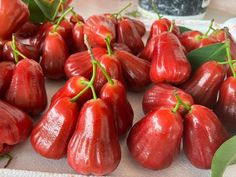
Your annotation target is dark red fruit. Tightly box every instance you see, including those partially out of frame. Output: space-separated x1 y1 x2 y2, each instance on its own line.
142 83 194 114
72 22 87 52
84 15 116 47
184 105 229 169
117 18 144 54
64 47 107 79
150 32 191 84
51 76 92 106
100 80 133 137
214 76 236 133
67 99 121 175
181 61 226 108
0 100 33 154
0 61 15 97
5 59 47 115
31 97 79 159
115 50 151 91
41 32 69 79
127 106 183 170
15 21 40 39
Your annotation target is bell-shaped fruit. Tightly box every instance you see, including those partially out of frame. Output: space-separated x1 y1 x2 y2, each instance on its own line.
117 18 144 54
127 106 183 170
31 97 79 159
0 100 32 154
67 98 121 175
184 105 229 169
5 59 47 115
214 76 236 133
72 22 87 52
0 0 29 39
41 31 69 79
181 61 226 108
115 50 150 91
150 32 191 84
100 79 133 137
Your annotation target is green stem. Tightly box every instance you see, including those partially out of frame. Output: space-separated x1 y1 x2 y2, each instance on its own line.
218 59 236 65
204 19 215 36
151 1 162 19
11 35 19 63
169 20 175 33
96 61 114 85
0 154 12 168
71 10 79 24
113 3 132 19
52 7 73 33
105 36 113 56
172 91 191 113
225 27 236 78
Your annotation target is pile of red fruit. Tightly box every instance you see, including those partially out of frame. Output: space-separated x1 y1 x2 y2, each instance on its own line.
0 0 236 175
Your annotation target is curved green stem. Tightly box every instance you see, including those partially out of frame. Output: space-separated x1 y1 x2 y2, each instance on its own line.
225 27 236 78
113 3 132 19
52 7 73 33
11 35 19 63
0 154 12 168
105 36 113 56
151 1 162 19
169 20 175 33
96 61 114 85
204 19 215 36
172 91 191 113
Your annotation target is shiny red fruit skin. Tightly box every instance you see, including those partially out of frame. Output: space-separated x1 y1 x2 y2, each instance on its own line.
64 48 107 79
51 76 92 106
0 100 33 154
84 15 116 47
0 0 29 39
184 105 229 169
72 22 87 52
5 59 47 115
181 61 226 108
31 97 79 159
41 32 69 79
0 61 15 98
67 99 121 176
127 106 183 170
112 43 132 53
3 40 40 62
15 21 40 39
139 36 158 61
179 31 203 52
70 13 85 24
142 83 194 114
115 50 151 91
150 32 191 85
100 80 134 137
94 54 126 93
148 18 180 41
30 22 53 50
214 77 236 133
124 17 146 37
117 18 144 55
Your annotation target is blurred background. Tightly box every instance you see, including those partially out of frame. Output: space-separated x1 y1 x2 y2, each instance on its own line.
71 0 236 23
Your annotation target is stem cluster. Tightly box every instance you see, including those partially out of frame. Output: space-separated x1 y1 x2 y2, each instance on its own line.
172 91 191 113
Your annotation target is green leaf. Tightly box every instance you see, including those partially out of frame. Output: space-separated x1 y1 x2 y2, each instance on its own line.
34 0 61 21
27 0 48 23
178 26 192 33
22 0 61 23
187 43 226 70
211 136 236 177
